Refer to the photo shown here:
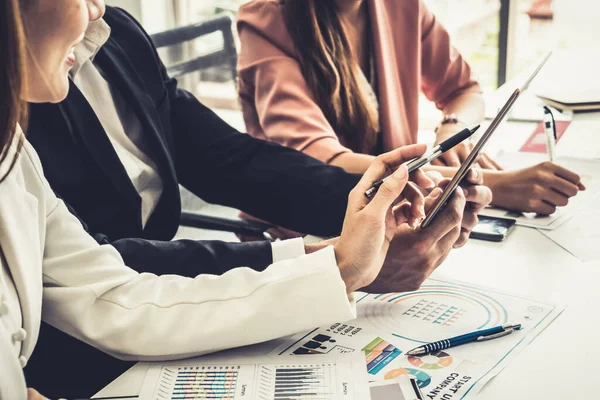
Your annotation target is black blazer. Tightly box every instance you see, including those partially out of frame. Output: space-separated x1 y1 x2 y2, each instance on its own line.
25 7 360 397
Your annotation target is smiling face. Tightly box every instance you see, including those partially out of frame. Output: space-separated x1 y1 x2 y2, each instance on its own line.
21 0 105 103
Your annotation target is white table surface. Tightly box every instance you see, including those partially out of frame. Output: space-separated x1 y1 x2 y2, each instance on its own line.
94 110 600 399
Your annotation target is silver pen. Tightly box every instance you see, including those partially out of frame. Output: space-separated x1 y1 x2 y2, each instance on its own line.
364 124 480 199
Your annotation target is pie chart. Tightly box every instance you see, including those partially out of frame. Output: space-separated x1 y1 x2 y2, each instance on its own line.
408 350 453 370
384 367 432 388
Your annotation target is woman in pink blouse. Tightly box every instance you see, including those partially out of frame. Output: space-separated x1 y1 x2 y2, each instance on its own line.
237 0 584 215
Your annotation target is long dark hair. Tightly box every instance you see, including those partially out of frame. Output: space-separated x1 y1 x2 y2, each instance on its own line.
0 0 26 183
282 0 378 153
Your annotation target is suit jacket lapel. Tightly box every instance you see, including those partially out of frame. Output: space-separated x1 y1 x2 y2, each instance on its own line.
61 82 142 215
94 39 178 189
370 0 410 151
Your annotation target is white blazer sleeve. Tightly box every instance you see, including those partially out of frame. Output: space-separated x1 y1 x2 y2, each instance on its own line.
27 147 356 361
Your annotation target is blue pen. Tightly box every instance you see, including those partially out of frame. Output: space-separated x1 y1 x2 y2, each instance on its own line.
405 323 522 356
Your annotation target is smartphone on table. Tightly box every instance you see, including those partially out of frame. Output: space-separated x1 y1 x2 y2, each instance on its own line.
470 215 516 242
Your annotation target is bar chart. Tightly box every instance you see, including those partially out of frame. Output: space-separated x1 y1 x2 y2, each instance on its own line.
159 366 239 399
140 355 370 400
259 365 334 399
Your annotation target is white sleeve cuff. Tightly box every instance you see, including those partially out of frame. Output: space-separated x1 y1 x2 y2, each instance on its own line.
271 237 306 263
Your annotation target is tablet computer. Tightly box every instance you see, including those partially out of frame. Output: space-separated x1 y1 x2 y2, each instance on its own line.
421 52 552 229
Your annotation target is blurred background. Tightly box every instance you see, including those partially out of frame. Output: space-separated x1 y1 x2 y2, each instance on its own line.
103 0 599 238
105 0 599 120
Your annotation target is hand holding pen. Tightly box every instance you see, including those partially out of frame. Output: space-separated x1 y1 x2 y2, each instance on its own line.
543 106 557 162
365 125 480 199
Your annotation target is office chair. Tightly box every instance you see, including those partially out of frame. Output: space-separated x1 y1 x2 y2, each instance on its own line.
151 13 238 81
151 14 274 241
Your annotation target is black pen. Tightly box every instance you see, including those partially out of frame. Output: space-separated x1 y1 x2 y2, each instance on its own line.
364 124 480 199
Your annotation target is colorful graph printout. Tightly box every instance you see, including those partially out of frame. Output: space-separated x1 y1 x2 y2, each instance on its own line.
157 366 238 399
139 355 371 400
408 351 453 370
270 322 402 379
271 278 563 399
384 368 432 388
358 283 508 343
362 337 402 375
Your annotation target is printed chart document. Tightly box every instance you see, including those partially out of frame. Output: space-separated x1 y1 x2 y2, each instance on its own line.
269 278 563 399
138 354 371 400
370 377 423 400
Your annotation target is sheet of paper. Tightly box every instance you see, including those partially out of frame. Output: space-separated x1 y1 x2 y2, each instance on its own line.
270 278 563 399
484 152 600 231
370 377 422 400
490 152 600 259
270 323 402 375
138 354 371 400
555 120 600 160
540 212 600 262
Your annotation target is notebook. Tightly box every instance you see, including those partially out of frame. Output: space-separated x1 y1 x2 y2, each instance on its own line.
534 49 600 111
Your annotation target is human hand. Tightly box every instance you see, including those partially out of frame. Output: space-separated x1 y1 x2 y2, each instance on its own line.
27 388 51 400
422 168 492 248
487 162 586 215
374 153 436 228
334 144 428 293
431 126 502 170
363 183 467 293
455 168 493 247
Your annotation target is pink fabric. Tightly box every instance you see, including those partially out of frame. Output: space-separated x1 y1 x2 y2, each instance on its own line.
237 0 481 163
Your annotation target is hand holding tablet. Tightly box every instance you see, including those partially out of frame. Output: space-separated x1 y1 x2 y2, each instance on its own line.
420 52 552 228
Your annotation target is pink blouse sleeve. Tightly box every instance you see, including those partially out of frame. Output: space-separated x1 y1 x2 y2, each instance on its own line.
237 2 352 163
418 0 482 110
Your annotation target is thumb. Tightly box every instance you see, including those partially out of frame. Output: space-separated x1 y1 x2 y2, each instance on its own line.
365 165 409 218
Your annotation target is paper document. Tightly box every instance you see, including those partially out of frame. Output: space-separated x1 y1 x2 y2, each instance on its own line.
555 120 600 160
270 278 563 399
541 212 600 262
370 377 422 400
485 151 600 229
536 156 600 261
491 151 600 259
138 354 371 400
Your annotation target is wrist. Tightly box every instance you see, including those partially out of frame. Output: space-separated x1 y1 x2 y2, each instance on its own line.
481 170 505 206
333 243 364 294
435 113 466 135
304 238 338 255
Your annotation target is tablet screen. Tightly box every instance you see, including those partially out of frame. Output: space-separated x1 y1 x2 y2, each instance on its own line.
420 52 552 229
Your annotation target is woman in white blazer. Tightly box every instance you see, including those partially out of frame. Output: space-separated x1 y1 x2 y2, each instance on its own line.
0 0 476 398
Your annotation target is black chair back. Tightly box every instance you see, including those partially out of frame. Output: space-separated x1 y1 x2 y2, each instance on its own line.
150 13 237 81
